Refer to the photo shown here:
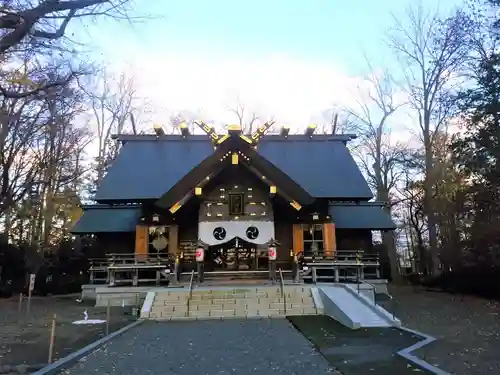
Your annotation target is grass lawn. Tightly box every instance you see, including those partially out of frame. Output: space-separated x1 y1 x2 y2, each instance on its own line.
288 315 431 375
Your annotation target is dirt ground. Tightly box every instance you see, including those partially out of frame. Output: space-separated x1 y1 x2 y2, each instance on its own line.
381 284 500 375
288 315 428 375
2 286 499 375
0 294 135 370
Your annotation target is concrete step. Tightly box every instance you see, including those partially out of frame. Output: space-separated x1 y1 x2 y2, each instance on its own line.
188 287 311 295
155 291 189 297
188 292 311 299
151 305 188 312
186 299 313 307
154 309 287 320
153 300 312 307
150 304 318 317
153 300 188 307
143 287 319 321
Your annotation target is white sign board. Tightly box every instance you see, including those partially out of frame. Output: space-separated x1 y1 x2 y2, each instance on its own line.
29 274 36 292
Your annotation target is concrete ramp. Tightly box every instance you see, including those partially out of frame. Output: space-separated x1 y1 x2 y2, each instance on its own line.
317 284 400 329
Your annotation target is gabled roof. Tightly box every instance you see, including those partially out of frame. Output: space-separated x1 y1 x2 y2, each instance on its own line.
328 202 395 230
95 136 213 201
155 136 314 209
94 134 373 202
258 137 373 199
71 205 141 233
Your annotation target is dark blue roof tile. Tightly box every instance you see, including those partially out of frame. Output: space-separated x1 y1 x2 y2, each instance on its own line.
95 135 373 201
328 202 395 229
71 206 141 233
95 139 213 201
258 138 373 199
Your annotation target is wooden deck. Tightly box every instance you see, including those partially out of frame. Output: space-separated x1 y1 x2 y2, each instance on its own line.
87 250 381 287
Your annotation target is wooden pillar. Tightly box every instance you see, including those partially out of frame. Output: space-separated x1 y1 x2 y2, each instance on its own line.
323 223 337 258
135 225 148 259
292 224 303 255
168 225 179 255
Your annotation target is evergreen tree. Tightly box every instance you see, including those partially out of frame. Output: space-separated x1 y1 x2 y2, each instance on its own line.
452 4 500 266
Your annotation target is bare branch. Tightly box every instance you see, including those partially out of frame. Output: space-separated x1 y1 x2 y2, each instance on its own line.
225 96 261 134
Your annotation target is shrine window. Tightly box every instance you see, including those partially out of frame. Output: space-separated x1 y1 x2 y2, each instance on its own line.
302 224 324 256
229 193 244 216
148 225 169 255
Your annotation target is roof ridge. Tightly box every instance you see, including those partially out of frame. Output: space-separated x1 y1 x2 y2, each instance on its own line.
328 201 386 207
81 204 142 210
111 133 357 143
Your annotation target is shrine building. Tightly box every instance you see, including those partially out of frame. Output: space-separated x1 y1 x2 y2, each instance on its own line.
71 123 395 276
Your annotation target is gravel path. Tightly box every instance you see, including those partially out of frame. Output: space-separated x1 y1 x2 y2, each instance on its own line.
65 319 338 375
380 285 500 375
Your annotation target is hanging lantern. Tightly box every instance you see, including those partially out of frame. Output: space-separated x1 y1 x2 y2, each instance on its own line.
268 245 277 261
195 246 205 262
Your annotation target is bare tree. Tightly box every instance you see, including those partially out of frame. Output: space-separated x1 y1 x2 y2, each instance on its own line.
314 109 355 135
0 0 136 98
399 172 427 273
85 69 139 186
0 62 90 247
226 96 259 134
341 68 407 282
0 0 135 54
167 109 205 134
0 83 46 217
35 87 90 248
387 5 472 274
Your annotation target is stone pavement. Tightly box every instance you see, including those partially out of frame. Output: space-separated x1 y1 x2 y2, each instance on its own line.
64 319 338 375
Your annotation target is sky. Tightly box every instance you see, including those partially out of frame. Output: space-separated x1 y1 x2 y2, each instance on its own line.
74 0 464 135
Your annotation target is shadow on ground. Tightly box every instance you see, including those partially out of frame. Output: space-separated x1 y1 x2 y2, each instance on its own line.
288 315 432 375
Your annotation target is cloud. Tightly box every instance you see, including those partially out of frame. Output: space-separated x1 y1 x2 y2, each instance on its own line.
102 45 424 148
108 51 368 132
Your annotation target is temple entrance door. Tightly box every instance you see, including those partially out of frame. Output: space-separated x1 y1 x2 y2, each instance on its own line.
206 237 258 271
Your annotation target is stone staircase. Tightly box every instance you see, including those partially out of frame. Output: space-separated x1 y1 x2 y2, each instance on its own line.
142 286 320 320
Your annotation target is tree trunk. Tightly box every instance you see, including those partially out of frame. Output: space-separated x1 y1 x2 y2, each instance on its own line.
382 230 402 283
424 135 441 275
376 184 403 283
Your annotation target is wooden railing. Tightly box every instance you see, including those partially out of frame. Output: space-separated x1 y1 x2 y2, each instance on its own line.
300 249 379 265
299 249 382 283
89 253 173 269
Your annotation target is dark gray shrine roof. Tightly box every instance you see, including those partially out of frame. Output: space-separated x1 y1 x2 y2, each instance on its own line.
70 205 141 233
94 134 373 202
258 137 372 198
95 137 214 201
328 202 396 230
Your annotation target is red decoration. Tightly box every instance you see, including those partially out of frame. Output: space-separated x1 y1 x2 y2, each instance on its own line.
268 246 277 260
195 247 205 262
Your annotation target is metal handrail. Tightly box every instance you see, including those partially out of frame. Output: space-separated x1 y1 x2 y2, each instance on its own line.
278 268 287 315
186 270 195 315
350 269 396 320
356 274 376 301
278 268 284 297
386 294 396 320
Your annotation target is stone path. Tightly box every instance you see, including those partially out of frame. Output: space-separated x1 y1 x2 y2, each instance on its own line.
64 319 338 375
